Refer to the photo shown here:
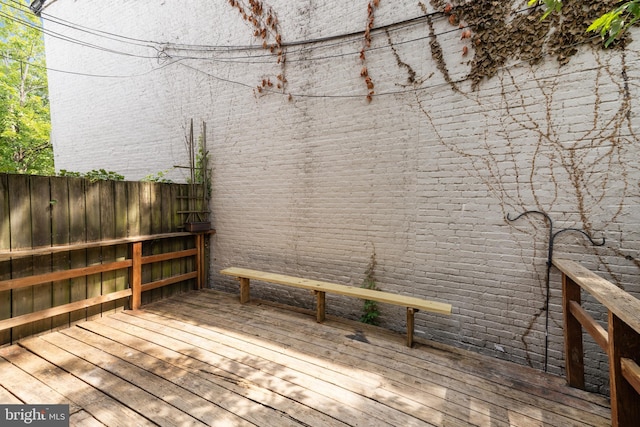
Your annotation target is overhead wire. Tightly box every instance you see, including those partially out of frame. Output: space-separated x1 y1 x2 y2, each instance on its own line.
4 0 159 48
0 0 614 92
0 0 161 59
0 51 183 78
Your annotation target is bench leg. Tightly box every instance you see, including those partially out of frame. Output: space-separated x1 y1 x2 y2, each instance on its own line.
239 277 250 303
407 308 417 348
315 291 326 323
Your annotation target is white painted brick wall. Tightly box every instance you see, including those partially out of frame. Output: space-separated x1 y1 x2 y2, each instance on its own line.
43 0 640 394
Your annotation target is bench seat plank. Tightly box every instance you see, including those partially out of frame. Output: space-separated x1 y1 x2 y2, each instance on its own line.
220 267 452 315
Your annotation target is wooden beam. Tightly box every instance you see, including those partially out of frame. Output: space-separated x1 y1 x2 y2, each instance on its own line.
141 248 197 265
315 291 326 323
569 300 608 352
0 289 132 332
608 311 640 426
0 232 197 262
562 272 585 389
130 242 142 310
554 259 640 336
406 308 416 348
0 260 133 292
239 278 250 304
196 234 204 289
621 358 640 396
141 272 198 293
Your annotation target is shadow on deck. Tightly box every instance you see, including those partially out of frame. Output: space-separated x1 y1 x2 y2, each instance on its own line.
0 290 611 426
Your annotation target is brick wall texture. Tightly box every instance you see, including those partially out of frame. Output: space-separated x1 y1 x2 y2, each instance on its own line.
43 0 640 393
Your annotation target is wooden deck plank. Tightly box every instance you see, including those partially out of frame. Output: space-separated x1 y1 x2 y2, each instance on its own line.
38 331 243 427
69 410 106 427
147 295 503 426
0 289 611 427
106 311 414 427
19 336 205 427
150 292 610 427
0 344 155 427
59 325 308 427
0 351 79 412
0 384 23 404
164 294 535 425
195 290 611 416
93 313 392 426
118 308 458 427
77 319 351 427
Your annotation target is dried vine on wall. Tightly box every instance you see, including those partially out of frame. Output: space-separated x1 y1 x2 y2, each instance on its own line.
402 1 638 369
360 0 380 102
228 0 289 98
428 0 625 89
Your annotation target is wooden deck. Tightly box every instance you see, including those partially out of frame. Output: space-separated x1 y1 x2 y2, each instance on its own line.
0 290 611 426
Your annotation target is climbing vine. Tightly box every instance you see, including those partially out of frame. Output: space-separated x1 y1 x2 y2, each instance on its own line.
427 0 625 89
228 0 288 97
360 0 380 102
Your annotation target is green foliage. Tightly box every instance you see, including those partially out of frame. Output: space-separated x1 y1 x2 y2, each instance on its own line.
360 249 380 326
587 1 640 47
188 134 211 197
527 0 562 20
529 0 640 46
0 1 53 175
58 169 125 182
142 169 174 183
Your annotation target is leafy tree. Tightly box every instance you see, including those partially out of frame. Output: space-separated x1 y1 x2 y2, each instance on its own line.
0 0 53 175
529 0 640 47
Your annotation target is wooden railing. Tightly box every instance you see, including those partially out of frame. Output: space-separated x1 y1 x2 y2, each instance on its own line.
553 258 640 427
0 231 212 336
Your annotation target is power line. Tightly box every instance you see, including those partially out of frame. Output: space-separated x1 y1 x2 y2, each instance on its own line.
0 51 182 78
0 1 161 59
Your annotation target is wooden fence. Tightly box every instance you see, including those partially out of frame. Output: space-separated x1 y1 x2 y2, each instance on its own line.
554 259 640 427
0 174 212 346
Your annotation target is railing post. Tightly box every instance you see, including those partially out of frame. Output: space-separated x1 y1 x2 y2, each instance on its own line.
562 272 585 389
608 311 640 426
130 242 142 310
195 233 203 290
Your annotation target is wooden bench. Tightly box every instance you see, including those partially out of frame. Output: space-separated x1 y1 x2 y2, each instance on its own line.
220 267 452 347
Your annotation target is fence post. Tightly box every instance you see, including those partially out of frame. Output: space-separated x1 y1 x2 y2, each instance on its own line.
130 242 142 310
608 312 640 426
562 272 585 389
196 233 204 289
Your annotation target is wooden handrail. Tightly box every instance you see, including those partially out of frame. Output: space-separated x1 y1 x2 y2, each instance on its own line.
553 258 640 427
553 258 640 335
0 231 214 262
0 232 212 334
